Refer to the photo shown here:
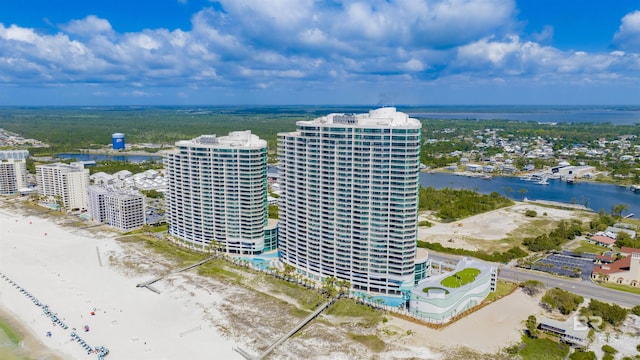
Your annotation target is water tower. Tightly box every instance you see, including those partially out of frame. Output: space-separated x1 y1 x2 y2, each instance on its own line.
112 133 125 150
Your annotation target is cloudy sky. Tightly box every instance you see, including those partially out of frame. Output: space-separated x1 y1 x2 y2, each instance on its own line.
0 0 639 105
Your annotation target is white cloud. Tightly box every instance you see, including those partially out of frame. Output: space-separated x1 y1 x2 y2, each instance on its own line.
0 2 638 99
613 10 640 52
0 24 39 43
404 58 426 71
62 15 113 37
532 25 553 43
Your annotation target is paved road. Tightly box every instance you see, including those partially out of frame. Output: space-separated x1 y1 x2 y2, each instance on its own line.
428 252 640 308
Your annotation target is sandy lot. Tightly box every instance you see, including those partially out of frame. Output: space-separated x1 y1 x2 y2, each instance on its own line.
419 203 587 251
0 198 549 359
389 289 543 355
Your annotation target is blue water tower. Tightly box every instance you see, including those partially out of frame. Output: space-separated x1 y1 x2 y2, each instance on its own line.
112 133 125 150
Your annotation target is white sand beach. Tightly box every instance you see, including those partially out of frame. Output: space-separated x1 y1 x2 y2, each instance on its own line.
0 205 242 360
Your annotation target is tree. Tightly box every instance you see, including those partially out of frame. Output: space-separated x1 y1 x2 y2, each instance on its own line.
541 288 584 315
518 188 528 200
322 276 339 298
526 315 539 338
520 280 545 296
580 299 628 327
611 204 629 218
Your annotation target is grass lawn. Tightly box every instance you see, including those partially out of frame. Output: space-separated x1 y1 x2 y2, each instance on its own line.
421 286 450 294
484 280 518 302
572 240 607 255
597 282 640 295
517 336 570 360
441 268 481 288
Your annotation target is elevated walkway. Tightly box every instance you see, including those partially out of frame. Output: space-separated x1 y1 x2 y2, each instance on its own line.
136 255 218 294
234 297 336 360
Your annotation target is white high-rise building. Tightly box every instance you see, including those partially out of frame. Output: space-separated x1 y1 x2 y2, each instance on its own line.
36 163 89 211
87 185 109 223
278 107 422 295
165 131 268 254
87 185 145 231
0 150 29 195
104 192 145 231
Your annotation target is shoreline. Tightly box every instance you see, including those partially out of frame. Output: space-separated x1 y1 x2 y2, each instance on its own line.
0 203 242 360
0 305 65 360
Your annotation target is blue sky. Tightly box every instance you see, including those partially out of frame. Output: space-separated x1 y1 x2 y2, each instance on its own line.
0 0 639 106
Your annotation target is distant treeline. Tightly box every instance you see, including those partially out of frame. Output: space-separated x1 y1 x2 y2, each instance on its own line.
0 106 327 154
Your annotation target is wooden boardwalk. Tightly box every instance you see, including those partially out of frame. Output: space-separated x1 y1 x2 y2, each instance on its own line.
135 255 218 294
234 297 336 360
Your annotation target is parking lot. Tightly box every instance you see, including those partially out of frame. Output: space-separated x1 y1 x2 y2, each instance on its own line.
531 251 595 280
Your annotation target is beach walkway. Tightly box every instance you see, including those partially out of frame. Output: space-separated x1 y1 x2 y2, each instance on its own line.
136 255 218 293
234 297 336 360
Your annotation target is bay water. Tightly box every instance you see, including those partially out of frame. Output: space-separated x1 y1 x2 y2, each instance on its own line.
420 172 640 217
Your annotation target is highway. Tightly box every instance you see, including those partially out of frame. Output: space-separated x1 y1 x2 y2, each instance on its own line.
428 252 640 308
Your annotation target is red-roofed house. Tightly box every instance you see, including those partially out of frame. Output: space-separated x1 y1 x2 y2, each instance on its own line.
592 250 640 287
620 247 640 256
589 235 616 248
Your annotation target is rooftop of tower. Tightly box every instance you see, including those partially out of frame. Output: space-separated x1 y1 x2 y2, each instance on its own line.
300 107 421 128
175 130 267 149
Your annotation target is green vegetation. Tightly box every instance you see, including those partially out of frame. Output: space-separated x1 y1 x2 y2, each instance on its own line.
418 220 433 227
632 305 640 316
418 187 513 221
572 240 606 255
417 241 528 263
327 298 383 328
347 333 386 352
597 282 640 295
525 209 538 217
601 344 618 355
0 318 22 344
580 299 628 327
568 350 596 360
140 189 163 198
520 280 545 296
525 315 539 338
484 280 518 302
440 268 481 288
268 204 279 219
421 287 450 294
505 335 570 360
541 288 584 315
523 220 583 252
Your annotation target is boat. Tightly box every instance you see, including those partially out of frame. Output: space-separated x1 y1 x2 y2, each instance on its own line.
535 179 549 185
566 176 575 184
482 174 492 180
631 185 640 193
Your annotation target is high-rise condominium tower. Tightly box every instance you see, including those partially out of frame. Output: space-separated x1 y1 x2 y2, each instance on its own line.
165 131 268 254
278 107 422 295
36 162 89 211
0 150 29 195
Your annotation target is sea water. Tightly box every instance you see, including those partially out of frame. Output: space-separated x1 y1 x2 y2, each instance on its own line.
0 326 27 360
